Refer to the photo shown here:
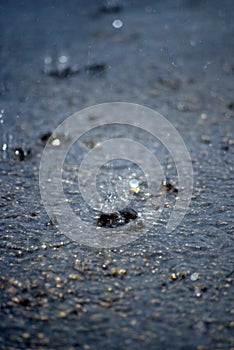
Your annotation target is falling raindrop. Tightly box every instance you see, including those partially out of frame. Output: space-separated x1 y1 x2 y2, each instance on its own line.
0 110 8 160
112 19 123 29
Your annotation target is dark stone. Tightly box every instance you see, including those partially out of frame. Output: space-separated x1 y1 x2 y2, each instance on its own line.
119 208 138 223
97 212 121 227
97 207 137 227
40 132 52 144
161 179 178 193
221 144 229 151
46 66 79 79
85 63 107 74
100 4 122 14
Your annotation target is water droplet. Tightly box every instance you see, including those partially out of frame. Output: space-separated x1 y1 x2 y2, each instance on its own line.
129 178 140 193
58 55 68 64
14 148 26 161
129 178 139 188
190 39 196 47
51 138 61 146
44 56 52 65
112 19 123 29
2 143 7 151
0 109 4 122
190 272 199 281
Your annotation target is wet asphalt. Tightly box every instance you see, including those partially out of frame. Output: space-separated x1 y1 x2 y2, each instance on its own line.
0 1 234 349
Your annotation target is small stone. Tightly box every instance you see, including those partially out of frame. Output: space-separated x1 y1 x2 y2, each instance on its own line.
105 267 126 277
118 269 126 276
130 319 137 326
21 333 30 339
97 208 137 228
97 212 121 227
37 332 45 339
40 132 52 144
100 300 112 308
59 311 67 317
40 314 49 321
90 313 105 322
119 208 138 222
68 273 79 280
201 135 211 144
171 273 177 280
85 63 107 74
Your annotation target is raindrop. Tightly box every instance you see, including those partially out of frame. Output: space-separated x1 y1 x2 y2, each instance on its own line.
0 110 8 160
44 56 52 65
112 19 123 29
51 138 61 147
129 178 140 193
58 55 68 64
190 272 199 281
190 39 196 47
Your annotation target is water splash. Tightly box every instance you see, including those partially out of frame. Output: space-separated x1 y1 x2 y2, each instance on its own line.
0 109 8 160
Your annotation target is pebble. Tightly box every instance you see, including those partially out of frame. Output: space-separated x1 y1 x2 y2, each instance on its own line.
45 62 107 78
39 131 52 144
227 102 234 110
97 207 137 227
104 267 126 277
85 63 107 74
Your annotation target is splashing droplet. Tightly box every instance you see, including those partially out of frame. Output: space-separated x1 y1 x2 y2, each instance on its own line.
129 178 140 193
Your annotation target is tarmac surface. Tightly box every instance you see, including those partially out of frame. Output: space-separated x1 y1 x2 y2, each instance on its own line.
0 1 234 349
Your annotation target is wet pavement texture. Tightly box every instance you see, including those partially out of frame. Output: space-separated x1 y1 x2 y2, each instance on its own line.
0 0 234 349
